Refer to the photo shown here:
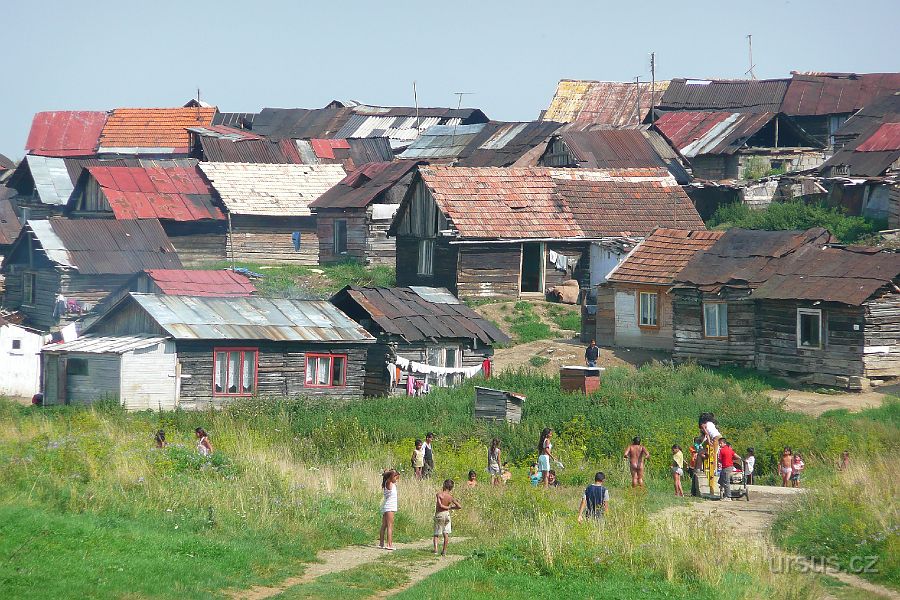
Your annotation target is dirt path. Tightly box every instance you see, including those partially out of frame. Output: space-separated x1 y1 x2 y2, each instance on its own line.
767 385 898 417
492 339 667 375
228 538 467 600
371 554 464 598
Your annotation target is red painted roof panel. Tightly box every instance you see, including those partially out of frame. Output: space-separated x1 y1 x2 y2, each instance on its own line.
25 111 108 156
145 269 256 296
311 138 351 159
782 72 900 116
855 123 900 152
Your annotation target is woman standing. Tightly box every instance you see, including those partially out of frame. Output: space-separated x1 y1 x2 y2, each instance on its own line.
487 438 502 486
538 428 555 487
195 428 212 457
379 469 399 550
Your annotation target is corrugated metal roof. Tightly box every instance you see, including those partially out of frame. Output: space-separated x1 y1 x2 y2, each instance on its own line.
0 154 14 171
294 138 393 171
659 78 789 112
782 72 900 116
0 189 22 246
99 107 217 153
458 121 565 167
81 166 224 222
606 228 723 285
199 162 346 216
25 111 108 157
187 125 261 141
855 123 900 152
145 269 256 296
831 92 900 148
26 218 182 274
397 124 487 159
654 111 777 157
331 286 509 345
64 157 199 185
309 160 419 209
560 129 669 169
116 294 374 342
543 80 670 125
212 112 257 129
820 94 900 176
43 334 169 354
251 107 354 140
25 155 75 205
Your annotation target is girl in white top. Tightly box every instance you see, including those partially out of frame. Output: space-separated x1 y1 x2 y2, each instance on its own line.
379 469 399 550
487 438 502 485
744 447 756 484
195 427 212 457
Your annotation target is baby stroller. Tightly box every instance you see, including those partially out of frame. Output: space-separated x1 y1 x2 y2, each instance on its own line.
721 459 750 501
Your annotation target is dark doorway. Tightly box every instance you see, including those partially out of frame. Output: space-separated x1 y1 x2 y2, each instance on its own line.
520 243 544 293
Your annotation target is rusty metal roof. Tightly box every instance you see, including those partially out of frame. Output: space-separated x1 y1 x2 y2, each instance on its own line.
659 78 789 112
18 155 75 205
309 160 419 210
20 218 183 274
855 123 900 152
42 334 169 354
674 228 833 292
543 80 670 126
114 293 374 342
821 95 900 176
831 92 900 147
190 125 304 164
144 269 256 296
753 244 900 305
654 111 775 156
781 72 900 116
0 188 22 246
296 138 394 170
330 285 510 345
607 228 724 285
25 111 108 157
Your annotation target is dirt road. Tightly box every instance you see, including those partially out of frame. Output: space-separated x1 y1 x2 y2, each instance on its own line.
492 339 667 375
767 384 898 417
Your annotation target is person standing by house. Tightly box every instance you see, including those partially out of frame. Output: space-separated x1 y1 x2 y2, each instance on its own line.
423 432 435 478
433 479 462 556
584 339 600 367
379 469 400 550
688 440 701 497
577 471 609 521
538 428 556 487
411 439 426 479
718 439 740 501
791 452 805 488
671 445 685 497
487 438 502 486
195 428 212 457
780 447 793 487
624 437 650 488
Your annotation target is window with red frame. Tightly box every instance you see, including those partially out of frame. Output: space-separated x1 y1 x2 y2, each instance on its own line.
213 348 258 396
305 353 347 387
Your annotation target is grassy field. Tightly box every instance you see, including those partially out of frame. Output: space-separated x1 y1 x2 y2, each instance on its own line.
1 364 897 599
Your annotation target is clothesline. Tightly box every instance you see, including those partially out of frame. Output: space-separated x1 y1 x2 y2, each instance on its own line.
394 355 483 377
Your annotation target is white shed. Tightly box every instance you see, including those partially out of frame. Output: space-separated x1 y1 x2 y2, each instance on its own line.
41 335 177 410
0 317 45 399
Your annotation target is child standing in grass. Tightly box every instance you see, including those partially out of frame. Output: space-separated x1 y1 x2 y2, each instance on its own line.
577 471 609 521
433 479 462 556
154 430 167 449
624 437 649 488
780 447 793 487
791 452 805 488
195 428 212 456
671 445 684 497
379 469 399 550
745 447 756 485
466 470 478 487
411 439 425 479
487 438 502 485
529 463 542 486
538 428 555 487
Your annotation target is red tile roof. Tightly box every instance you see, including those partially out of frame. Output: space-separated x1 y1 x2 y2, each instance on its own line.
607 228 723 285
855 123 900 152
87 166 224 222
25 111 108 156
144 269 256 296
782 72 900 116
416 166 702 240
99 107 217 151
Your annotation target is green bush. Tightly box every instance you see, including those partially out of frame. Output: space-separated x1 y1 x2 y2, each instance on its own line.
707 201 886 244
529 355 550 368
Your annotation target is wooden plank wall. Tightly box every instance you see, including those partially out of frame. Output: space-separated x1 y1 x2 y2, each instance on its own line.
228 215 318 265
316 209 368 264
120 341 178 411
363 341 490 397
457 243 520 299
168 232 227 268
365 204 397 266
863 291 900 379
595 285 615 345
889 185 900 229
672 290 756 367
176 340 369 410
395 237 459 292
59 353 122 405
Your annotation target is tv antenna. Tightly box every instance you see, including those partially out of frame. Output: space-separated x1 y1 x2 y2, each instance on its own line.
413 81 420 130
745 35 757 79
451 92 474 149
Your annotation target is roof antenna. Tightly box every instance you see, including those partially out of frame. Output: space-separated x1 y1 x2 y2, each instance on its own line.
650 52 656 125
633 77 642 125
745 35 757 80
196 87 201 121
413 81 420 130
451 92 474 149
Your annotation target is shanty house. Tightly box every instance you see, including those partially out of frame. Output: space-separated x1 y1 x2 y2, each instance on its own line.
389 166 704 300
0 219 182 330
310 161 419 266
654 111 824 181
330 286 509 396
199 162 346 265
6 155 77 219
598 229 723 350
0 314 45 399
42 293 374 409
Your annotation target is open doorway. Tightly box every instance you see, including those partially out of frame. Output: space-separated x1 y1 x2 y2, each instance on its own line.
520 242 544 293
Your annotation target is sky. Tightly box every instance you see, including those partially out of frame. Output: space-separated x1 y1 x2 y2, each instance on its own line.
2 0 899 158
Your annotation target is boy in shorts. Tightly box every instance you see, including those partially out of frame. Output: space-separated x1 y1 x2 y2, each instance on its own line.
433 479 462 556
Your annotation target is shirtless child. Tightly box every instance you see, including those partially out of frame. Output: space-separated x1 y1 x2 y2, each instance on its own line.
433 479 462 556
780 447 793 487
624 436 650 488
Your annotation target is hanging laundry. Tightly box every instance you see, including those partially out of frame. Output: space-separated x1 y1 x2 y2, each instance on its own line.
555 252 568 271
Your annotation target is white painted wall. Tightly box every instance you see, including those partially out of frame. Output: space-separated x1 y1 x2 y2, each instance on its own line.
0 324 43 398
591 244 628 286
120 341 178 411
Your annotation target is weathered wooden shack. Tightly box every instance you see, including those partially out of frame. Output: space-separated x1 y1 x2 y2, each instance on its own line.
0 219 182 331
66 165 227 266
598 228 723 350
330 285 509 396
310 161 419 266
0 190 23 294
42 293 375 409
671 228 832 368
199 162 346 265
389 166 704 300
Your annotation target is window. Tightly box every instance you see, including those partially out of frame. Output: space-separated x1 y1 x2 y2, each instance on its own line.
68 358 89 376
333 220 348 254
418 239 434 276
444 347 460 368
214 348 258 396
703 303 728 338
797 309 823 349
639 292 658 327
11 339 22 350
23 272 36 305
305 353 347 387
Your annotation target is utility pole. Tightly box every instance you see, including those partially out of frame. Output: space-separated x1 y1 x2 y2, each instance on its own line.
746 35 757 79
451 92 473 149
633 77 642 125
650 52 656 125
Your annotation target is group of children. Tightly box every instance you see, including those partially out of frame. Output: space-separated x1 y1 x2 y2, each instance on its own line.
153 427 213 457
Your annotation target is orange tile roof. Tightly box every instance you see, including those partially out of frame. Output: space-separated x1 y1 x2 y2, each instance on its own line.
99 107 217 151
418 166 702 240
607 228 724 285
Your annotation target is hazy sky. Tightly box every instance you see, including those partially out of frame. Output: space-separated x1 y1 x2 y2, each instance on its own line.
3 0 899 158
